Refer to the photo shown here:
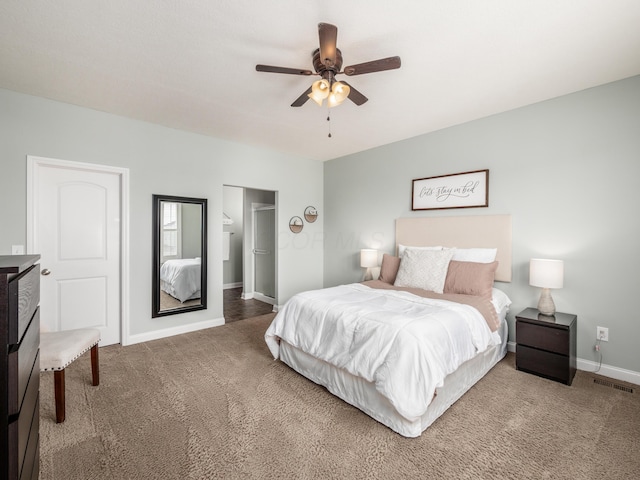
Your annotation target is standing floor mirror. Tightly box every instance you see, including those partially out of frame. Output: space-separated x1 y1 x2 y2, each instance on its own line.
152 194 207 317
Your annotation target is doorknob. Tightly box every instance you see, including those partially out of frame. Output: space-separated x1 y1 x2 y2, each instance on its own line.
41 268 51 276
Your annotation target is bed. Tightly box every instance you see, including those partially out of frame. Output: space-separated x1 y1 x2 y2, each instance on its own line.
265 215 512 437
160 257 201 303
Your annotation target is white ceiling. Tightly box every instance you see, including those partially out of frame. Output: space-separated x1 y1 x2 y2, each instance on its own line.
2 1 639 161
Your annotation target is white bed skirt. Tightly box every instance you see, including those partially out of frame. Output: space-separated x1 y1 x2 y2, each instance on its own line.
279 315 508 438
161 279 200 302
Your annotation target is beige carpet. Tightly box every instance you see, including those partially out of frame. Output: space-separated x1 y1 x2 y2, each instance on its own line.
159 290 200 311
39 313 640 479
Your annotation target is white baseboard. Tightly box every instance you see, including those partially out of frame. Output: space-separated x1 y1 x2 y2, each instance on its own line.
507 341 639 385
576 358 640 385
254 291 275 305
223 282 242 289
125 317 225 346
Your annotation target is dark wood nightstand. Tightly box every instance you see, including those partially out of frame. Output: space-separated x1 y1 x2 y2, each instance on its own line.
516 307 577 386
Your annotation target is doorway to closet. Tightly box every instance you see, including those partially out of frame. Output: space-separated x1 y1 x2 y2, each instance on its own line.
223 185 277 323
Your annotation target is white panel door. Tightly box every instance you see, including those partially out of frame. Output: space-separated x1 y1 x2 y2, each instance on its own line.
33 162 121 345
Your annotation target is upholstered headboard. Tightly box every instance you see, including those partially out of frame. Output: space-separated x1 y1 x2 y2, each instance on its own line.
395 214 512 282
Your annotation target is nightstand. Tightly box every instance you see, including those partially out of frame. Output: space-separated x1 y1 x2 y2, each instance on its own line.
515 307 577 386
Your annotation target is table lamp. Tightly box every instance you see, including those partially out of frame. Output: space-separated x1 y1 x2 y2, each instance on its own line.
529 258 564 315
360 249 378 281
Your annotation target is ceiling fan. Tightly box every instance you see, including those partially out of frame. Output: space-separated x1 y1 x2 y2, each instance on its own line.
256 23 401 108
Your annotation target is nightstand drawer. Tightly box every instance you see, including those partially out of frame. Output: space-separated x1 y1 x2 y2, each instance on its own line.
516 345 573 384
517 321 570 355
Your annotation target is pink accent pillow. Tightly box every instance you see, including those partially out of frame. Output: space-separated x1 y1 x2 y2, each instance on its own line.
444 260 499 299
378 254 401 284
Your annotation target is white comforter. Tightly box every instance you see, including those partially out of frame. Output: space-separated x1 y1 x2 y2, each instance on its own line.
160 258 201 303
265 283 499 421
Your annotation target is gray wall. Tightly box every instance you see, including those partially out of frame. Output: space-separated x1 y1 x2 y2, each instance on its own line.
0 88 324 340
324 75 640 375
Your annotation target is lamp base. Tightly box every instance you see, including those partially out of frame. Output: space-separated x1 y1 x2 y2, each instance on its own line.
363 268 373 281
537 288 556 316
362 267 380 282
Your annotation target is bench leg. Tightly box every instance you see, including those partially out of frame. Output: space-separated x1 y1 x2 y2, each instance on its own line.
54 369 65 423
90 344 99 386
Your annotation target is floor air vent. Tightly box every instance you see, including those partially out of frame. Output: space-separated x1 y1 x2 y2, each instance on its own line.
593 378 634 393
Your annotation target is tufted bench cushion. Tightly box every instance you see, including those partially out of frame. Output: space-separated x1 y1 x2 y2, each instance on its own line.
40 328 100 371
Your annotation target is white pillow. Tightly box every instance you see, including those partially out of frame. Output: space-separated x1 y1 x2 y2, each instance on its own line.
397 244 443 257
451 247 497 263
491 287 512 314
394 248 454 293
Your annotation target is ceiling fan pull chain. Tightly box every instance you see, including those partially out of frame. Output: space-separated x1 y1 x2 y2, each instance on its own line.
327 108 332 138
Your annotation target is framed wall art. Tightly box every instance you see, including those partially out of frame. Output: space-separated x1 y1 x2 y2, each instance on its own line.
289 216 304 233
412 169 489 211
304 206 318 223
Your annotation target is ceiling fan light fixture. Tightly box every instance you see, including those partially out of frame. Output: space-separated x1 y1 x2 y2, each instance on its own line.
331 81 350 102
327 93 343 108
256 22 400 110
308 79 331 105
327 81 350 108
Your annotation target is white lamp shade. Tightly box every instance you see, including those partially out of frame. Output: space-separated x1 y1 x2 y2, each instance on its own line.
360 249 378 268
332 81 350 101
308 79 330 105
529 258 564 289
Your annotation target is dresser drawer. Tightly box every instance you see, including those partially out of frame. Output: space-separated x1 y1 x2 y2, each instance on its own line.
8 309 40 415
8 264 40 345
20 404 39 480
8 368 39 479
517 320 570 355
24 435 39 480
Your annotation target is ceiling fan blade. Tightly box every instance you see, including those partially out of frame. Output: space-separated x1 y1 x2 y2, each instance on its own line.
256 65 313 75
318 23 338 68
291 86 313 107
341 81 368 106
343 56 401 76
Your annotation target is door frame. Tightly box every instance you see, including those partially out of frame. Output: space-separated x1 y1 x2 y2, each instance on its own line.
251 203 276 305
26 155 131 345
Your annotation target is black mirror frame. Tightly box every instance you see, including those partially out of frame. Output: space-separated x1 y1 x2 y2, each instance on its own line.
152 194 208 318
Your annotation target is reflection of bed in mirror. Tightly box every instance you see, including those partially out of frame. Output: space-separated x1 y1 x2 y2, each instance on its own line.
160 257 202 303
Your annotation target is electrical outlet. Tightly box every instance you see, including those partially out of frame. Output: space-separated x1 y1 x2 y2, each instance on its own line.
11 245 25 255
597 326 609 342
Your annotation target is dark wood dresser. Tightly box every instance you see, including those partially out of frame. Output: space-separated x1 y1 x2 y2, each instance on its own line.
516 307 577 386
1 255 40 480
